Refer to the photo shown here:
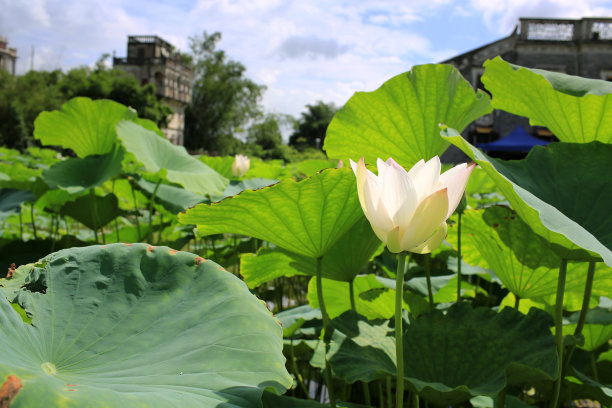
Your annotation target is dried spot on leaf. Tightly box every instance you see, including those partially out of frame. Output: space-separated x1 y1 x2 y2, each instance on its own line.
123 243 132 247
146 245 155 253
0 375 22 408
169 249 178 255
66 384 77 387
194 257 205 265
6 263 15 279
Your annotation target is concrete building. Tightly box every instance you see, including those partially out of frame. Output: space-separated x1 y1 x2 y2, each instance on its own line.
114 36 192 145
441 17 612 158
0 37 17 75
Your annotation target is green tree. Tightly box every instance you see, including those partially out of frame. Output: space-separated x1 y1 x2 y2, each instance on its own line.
0 70 64 148
57 61 172 127
184 31 265 154
0 60 172 149
289 101 338 151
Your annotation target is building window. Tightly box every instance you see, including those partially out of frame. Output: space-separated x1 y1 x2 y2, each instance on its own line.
526 22 574 41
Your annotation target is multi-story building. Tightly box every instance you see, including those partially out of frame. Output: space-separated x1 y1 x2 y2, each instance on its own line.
114 36 192 145
0 37 17 75
441 17 612 158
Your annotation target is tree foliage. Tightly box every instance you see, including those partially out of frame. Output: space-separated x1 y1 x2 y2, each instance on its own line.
0 62 172 150
289 101 338 151
184 31 265 154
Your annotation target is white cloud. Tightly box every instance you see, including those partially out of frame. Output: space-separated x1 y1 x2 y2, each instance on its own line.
4 0 608 118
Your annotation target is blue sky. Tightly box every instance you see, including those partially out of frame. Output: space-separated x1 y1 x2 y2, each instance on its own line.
2 0 612 118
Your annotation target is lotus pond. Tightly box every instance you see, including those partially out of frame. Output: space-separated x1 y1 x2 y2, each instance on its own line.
0 57 611 408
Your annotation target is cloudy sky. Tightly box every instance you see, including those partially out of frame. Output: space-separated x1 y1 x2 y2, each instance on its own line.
2 0 612 118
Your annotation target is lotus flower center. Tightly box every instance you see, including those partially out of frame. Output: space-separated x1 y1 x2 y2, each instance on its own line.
41 362 57 375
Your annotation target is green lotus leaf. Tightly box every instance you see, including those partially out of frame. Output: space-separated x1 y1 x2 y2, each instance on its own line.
212 178 279 202
567 368 612 406
42 146 124 194
482 57 612 143
0 244 291 407
261 391 367 408
0 189 34 214
240 216 382 287
136 178 206 214
325 304 557 406
116 120 228 196
443 130 612 266
34 97 128 158
324 64 492 167
307 275 398 320
275 304 322 338
59 193 124 230
180 168 363 258
292 159 338 177
198 155 235 179
0 162 41 191
448 206 612 300
34 190 79 213
563 323 612 352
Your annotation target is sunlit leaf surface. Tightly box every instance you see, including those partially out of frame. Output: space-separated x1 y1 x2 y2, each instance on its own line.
324 64 492 167
483 57 612 143
0 244 291 407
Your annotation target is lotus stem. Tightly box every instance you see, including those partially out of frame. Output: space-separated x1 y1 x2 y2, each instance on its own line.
349 279 356 312
363 382 371 406
289 337 311 398
498 387 506 408
30 202 37 239
562 261 596 380
386 377 392 408
550 258 567 408
315 256 336 408
378 381 384 408
147 179 161 243
129 179 142 240
424 254 434 309
456 212 462 303
18 210 23 240
395 251 407 408
514 295 521 310
591 353 599 382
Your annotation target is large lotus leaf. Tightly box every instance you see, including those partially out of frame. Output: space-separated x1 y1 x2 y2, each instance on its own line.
180 168 363 258
443 131 612 266
0 244 291 407
567 369 612 407
211 178 279 202
0 162 41 191
482 57 612 143
136 178 206 214
308 275 401 320
33 97 128 158
275 305 322 338
261 391 366 408
59 193 124 230
116 120 228 196
34 190 79 213
0 189 34 213
563 323 612 352
448 206 612 300
291 159 338 177
325 304 557 406
198 155 234 179
240 216 383 287
324 64 492 167
248 158 291 180
42 146 124 194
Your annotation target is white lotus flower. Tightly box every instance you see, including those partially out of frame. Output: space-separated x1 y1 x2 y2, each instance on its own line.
232 154 250 177
350 156 474 254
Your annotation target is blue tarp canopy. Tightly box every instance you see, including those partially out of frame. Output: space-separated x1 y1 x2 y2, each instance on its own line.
476 126 550 152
